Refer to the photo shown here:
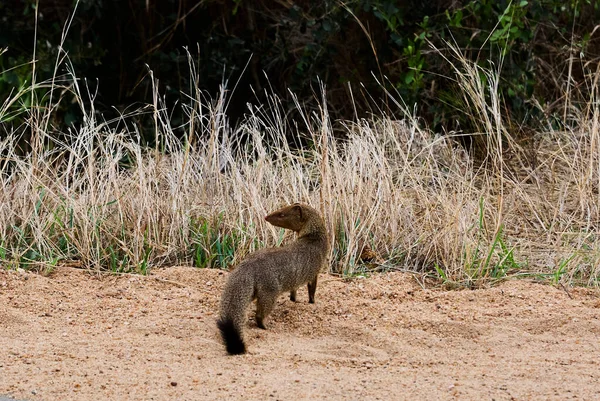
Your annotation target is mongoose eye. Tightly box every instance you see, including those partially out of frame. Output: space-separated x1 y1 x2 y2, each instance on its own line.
279 213 285 217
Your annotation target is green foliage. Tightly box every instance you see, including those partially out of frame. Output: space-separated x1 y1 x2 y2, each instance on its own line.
551 254 574 284
332 213 363 276
4 190 73 271
433 263 447 282
190 214 241 269
107 245 130 273
463 197 524 283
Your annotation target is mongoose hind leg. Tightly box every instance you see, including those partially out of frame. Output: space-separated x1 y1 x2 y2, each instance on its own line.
255 292 277 329
308 276 318 304
290 289 297 302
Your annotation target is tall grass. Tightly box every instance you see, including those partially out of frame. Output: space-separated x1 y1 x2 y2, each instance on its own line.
1 44 600 287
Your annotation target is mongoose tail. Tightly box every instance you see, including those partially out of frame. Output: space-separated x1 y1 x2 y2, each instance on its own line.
216 318 246 355
218 270 254 355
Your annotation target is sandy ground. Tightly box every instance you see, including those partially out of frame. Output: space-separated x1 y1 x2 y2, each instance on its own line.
1 266 599 401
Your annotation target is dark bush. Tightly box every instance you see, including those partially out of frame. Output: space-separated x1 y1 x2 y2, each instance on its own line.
0 0 599 141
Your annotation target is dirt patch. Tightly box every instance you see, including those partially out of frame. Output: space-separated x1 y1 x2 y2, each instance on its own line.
1 266 599 400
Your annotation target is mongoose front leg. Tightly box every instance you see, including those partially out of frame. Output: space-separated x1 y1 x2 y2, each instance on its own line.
255 293 277 329
290 289 297 302
307 276 318 304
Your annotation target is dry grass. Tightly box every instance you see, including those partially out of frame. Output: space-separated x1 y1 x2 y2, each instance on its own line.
1 45 600 288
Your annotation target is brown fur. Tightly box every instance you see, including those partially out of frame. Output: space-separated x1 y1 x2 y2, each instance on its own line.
217 203 329 355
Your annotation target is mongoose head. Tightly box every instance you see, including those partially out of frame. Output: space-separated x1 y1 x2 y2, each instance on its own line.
265 203 310 232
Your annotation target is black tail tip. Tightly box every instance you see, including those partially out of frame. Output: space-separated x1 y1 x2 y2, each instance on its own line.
217 318 246 355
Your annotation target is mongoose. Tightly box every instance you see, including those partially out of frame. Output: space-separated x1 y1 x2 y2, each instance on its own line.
217 203 329 355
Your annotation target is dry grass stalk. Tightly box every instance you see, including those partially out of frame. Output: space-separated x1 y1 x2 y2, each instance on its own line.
0 47 599 287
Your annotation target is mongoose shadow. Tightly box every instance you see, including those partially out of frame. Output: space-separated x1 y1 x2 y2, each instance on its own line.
216 203 329 355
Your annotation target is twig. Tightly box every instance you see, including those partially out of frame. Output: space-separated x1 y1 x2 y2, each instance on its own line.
560 282 573 299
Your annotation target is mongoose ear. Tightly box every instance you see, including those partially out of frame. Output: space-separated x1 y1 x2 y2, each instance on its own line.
293 204 303 219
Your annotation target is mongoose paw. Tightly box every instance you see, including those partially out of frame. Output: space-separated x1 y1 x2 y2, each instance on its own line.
256 319 267 330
